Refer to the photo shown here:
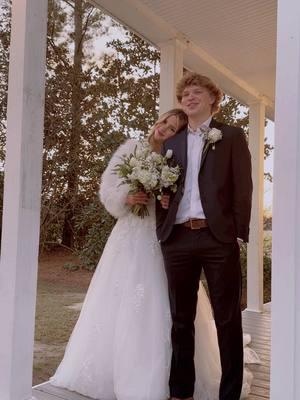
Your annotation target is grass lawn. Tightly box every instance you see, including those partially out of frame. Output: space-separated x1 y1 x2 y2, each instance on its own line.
33 236 272 385
33 250 93 385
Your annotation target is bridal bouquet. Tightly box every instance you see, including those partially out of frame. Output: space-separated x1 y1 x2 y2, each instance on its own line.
114 141 180 218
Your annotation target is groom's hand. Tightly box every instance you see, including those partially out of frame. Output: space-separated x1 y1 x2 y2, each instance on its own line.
160 194 170 209
126 192 149 206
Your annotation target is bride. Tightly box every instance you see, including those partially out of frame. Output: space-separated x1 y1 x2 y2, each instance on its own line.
50 109 258 400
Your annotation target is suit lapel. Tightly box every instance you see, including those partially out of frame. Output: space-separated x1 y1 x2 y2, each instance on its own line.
172 128 188 180
199 118 222 171
200 139 210 170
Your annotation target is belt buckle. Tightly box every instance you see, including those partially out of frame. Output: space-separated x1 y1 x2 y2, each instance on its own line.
190 219 199 230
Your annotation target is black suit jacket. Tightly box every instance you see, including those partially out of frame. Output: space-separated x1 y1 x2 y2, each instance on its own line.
156 119 253 243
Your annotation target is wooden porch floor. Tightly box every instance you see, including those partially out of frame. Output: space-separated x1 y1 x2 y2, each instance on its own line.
32 305 271 400
242 304 271 400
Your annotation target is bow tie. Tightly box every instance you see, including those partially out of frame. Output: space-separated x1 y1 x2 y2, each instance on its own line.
200 126 210 134
188 125 210 136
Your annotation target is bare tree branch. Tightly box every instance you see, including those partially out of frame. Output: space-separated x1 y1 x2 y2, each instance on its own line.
61 0 75 9
78 7 95 51
48 38 70 69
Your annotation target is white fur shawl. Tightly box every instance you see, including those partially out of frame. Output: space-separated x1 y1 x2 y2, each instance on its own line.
99 138 139 219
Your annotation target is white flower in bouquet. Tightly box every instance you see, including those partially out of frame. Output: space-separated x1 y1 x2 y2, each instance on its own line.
129 157 138 167
161 165 180 188
113 140 181 218
133 168 159 191
165 149 173 159
151 152 164 163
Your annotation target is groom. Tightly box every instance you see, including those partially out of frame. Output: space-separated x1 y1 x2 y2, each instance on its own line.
156 72 252 400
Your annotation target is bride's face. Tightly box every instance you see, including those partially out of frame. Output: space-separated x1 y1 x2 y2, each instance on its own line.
153 115 178 143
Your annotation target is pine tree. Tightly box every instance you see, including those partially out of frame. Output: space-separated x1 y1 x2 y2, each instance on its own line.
0 0 273 267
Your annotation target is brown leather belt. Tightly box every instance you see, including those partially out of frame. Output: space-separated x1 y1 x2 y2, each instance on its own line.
182 218 208 230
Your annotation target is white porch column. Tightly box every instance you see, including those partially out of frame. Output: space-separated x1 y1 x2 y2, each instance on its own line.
0 1 48 400
271 0 300 399
246 101 265 312
159 39 184 114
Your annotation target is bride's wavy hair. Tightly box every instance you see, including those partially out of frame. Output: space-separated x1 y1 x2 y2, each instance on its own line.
147 108 188 145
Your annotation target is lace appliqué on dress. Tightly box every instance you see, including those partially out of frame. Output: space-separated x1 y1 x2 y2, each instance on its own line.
133 284 145 313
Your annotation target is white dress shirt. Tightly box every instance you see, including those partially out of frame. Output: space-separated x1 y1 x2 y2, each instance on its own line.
175 116 212 224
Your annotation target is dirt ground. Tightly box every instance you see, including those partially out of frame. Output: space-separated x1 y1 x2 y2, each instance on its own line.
33 249 93 385
33 246 270 385
37 249 93 289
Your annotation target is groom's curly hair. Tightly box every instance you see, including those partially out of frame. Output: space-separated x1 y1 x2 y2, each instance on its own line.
176 72 223 114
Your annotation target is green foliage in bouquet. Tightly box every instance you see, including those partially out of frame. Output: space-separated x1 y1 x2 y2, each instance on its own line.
113 143 180 218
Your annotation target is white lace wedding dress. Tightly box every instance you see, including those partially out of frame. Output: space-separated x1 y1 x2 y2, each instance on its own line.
50 139 259 400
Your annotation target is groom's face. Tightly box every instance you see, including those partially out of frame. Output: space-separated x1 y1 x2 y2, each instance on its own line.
180 85 215 118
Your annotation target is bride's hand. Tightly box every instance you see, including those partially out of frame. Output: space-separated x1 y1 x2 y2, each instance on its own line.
160 194 170 209
126 192 149 206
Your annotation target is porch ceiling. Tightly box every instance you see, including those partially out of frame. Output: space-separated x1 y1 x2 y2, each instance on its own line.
91 0 277 119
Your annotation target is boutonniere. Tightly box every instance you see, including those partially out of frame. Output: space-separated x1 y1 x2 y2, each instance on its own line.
165 149 173 159
203 128 223 151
